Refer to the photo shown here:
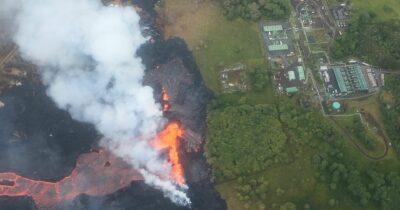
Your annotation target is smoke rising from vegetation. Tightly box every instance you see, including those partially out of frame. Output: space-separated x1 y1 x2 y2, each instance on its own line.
2 0 189 205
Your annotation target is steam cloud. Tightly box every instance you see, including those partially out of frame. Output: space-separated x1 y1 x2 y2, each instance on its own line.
1 0 190 205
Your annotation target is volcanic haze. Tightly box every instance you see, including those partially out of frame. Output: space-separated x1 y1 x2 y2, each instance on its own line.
0 0 190 205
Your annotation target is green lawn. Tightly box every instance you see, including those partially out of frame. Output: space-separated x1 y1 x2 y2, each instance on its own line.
160 1 400 210
193 18 266 93
326 0 400 20
159 0 267 94
352 0 400 20
331 115 387 158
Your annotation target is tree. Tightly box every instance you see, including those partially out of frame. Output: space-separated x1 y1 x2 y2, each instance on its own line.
206 104 287 181
279 202 296 210
249 67 268 91
332 13 400 69
328 198 336 207
217 0 291 21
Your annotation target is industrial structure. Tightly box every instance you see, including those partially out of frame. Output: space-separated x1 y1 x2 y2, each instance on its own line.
263 24 289 53
262 21 306 95
320 61 383 98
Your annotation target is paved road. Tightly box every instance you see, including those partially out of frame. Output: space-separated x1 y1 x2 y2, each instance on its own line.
331 116 389 160
308 0 337 38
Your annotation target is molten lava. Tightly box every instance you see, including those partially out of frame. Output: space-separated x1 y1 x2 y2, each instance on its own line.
153 122 185 185
161 88 171 112
156 88 185 185
0 150 143 209
0 88 186 208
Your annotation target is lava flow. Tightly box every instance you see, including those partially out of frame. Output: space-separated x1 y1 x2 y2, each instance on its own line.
153 122 185 185
153 88 185 185
161 88 171 112
0 89 186 209
0 149 143 209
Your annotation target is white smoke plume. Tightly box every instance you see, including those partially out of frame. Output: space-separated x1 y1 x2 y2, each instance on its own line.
1 0 190 205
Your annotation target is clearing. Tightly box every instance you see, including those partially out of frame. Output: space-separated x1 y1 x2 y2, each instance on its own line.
157 0 266 93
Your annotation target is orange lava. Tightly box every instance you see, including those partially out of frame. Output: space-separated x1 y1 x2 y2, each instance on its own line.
153 122 185 185
0 150 143 209
0 88 186 209
161 88 171 112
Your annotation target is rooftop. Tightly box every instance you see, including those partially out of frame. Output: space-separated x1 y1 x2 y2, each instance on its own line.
288 70 296 81
297 66 305 80
286 87 298 93
263 25 283 32
268 44 288 51
333 66 348 93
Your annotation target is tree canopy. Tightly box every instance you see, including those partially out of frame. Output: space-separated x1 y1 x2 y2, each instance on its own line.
332 12 400 69
206 104 287 181
216 0 291 21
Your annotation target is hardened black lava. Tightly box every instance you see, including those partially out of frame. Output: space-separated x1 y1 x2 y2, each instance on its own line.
0 0 227 209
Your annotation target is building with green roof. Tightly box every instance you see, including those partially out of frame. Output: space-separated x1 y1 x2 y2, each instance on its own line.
297 66 305 80
353 64 368 91
331 63 369 95
333 67 348 93
286 87 298 93
268 44 288 51
263 25 283 32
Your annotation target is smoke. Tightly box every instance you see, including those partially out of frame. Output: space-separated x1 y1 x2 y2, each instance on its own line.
1 0 190 205
0 0 19 45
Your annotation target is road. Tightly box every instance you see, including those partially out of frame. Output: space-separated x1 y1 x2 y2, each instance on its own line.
291 0 390 160
331 117 389 160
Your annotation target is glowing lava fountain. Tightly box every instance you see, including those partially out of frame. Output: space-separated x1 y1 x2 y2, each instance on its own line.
154 88 186 185
153 122 185 185
0 88 187 208
161 88 171 112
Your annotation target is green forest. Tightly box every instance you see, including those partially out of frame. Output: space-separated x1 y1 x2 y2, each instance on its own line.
215 0 291 20
332 12 400 69
206 95 400 209
201 0 400 209
381 75 400 154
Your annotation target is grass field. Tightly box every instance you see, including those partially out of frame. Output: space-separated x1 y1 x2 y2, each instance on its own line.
326 0 400 20
159 1 400 209
216 143 382 210
158 0 266 94
332 115 387 158
352 0 400 20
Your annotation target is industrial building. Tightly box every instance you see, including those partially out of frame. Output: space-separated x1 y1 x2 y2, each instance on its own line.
297 66 305 81
263 24 289 52
321 62 383 98
288 70 296 81
331 5 349 28
332 64 368 93
262 21 302 95
286 87 298 93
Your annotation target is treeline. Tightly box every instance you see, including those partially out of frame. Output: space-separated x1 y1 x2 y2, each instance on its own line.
348 116 376 150
215 0 291 21
206 94 400 209
313 150 400 209
381 75 400 154
332 12 400 69
249 67 269 91
205 104 288 181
